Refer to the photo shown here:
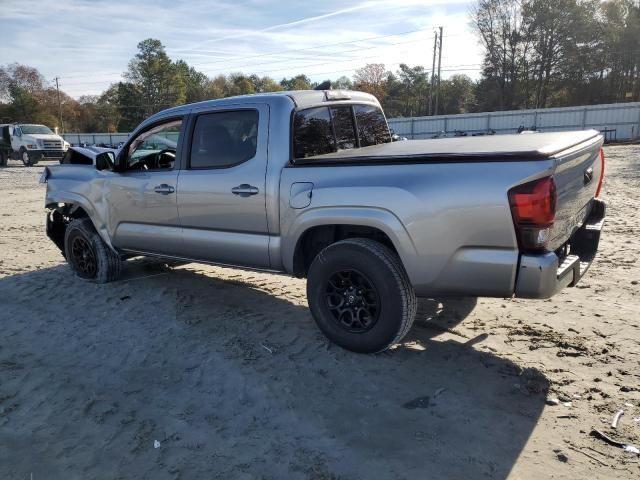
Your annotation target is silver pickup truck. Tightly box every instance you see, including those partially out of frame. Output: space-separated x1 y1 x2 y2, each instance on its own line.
41 90 606 353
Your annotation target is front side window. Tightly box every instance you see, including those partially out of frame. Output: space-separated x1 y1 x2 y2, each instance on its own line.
126 119 182 170
354 105 390 147
190 110 259 169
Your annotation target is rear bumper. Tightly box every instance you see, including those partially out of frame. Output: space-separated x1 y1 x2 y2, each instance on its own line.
514 199 605 298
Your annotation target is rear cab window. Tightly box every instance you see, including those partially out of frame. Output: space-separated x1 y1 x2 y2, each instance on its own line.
292 107 335 159
354 105 391 147
293 104 390 160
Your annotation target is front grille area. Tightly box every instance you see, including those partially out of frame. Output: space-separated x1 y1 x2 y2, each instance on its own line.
43 140 62 149
42 150 64 158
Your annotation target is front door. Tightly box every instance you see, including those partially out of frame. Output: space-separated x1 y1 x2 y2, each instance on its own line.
107 117 185 256
177 104 270 268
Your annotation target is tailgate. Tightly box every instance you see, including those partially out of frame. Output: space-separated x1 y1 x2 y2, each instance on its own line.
548 134 604 251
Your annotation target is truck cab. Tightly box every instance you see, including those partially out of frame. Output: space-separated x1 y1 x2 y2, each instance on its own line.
0 123 69 166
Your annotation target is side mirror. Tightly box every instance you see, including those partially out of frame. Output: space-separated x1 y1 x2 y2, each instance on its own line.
96 151 116 171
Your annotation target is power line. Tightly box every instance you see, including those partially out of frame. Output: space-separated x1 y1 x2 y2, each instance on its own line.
55 28 466 82
59 36 428 86
60 38 480 90
67 64 483 105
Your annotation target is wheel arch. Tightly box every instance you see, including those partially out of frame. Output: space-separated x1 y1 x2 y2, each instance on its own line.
45 191 116 252
284 207 418 278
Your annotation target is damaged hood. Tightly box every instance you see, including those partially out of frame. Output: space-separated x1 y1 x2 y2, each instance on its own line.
66 146 117 164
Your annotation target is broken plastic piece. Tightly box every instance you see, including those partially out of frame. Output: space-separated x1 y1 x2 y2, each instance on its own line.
612 410 624 429
590 429 626 448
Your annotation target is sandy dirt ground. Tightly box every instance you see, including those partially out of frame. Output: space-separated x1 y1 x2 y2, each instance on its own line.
0 146 638 480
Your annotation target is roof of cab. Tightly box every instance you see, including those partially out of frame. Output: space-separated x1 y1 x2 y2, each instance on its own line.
147 90 380 122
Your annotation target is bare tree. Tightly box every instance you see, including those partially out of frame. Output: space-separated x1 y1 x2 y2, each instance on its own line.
473 0 532 109
353 64 389 102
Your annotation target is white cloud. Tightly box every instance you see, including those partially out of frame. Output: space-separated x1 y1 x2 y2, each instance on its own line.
0 0 483 97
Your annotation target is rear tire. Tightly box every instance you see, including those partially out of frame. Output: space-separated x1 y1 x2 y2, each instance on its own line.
306 238 417 353
64 218 121 283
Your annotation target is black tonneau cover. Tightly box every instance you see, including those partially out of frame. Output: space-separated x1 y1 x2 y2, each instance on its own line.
294 130 602 165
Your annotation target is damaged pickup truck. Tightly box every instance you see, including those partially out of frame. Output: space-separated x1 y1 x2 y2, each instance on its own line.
41 90 606 353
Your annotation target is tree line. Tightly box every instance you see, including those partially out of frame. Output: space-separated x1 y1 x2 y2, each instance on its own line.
0 0 638 133
473 0 640 111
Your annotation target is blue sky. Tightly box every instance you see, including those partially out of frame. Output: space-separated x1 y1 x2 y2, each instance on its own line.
0 0 483 98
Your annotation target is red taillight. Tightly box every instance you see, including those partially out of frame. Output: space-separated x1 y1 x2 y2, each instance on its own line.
509 176 557 250
595 148 605 197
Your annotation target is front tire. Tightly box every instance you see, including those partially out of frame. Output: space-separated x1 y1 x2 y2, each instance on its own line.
307 238 417 353
64 218 121 283
20 148 35 166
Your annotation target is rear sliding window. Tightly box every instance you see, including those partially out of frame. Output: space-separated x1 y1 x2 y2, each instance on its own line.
293 104 389 159
354 105 391 147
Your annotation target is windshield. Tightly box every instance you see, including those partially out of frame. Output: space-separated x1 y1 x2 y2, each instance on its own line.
20 124 54 135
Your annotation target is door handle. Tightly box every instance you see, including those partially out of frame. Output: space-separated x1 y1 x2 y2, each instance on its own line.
231 184 259 197
154 184 175 195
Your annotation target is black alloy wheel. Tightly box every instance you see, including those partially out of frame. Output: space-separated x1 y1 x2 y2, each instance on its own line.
70 235 98 279
325 269 380 333
307 238 417 353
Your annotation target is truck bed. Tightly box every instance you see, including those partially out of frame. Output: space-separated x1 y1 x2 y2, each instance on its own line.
294 130 602 165
283 129 604 297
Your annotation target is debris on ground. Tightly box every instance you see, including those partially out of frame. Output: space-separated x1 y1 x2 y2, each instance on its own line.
402 396 434 409
553 449 569 463
611 410 624 429
433 387 446 399
590 429 626 448
566 445 609 467
590 429 640 456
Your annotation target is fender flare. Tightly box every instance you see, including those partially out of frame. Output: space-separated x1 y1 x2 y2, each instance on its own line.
281 206 419 278
45 190 116 252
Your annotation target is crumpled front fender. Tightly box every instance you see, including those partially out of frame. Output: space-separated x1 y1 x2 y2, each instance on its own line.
45 188 116 252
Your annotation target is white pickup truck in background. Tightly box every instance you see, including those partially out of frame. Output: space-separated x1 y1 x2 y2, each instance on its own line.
0 123 69 167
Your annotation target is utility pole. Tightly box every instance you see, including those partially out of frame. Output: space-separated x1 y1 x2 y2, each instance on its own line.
434 26 443 116
429 30 438 116
55 77 64 133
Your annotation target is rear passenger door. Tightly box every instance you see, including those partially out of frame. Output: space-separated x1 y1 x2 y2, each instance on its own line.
177 104 271 268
